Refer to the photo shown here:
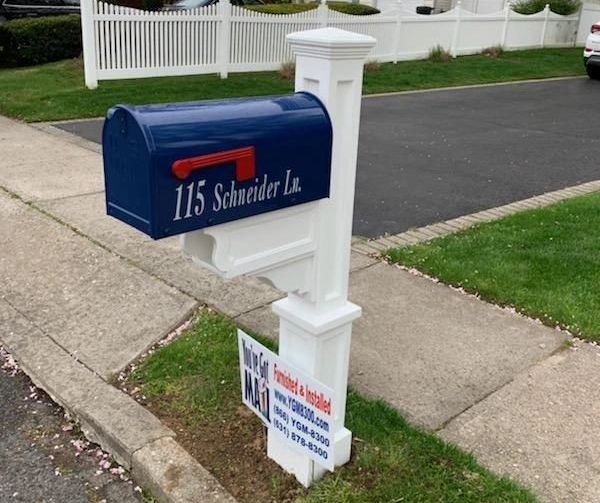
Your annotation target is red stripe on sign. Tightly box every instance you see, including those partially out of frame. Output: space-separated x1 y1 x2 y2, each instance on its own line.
172 146 256 182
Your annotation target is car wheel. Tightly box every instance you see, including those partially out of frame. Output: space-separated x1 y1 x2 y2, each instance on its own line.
587 65 600 80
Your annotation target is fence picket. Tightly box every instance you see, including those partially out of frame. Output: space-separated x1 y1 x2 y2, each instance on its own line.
541 3 550 47
158 13 162 67
501 1 511 47
178 12 182 66
116 6 123 69
108 5 115 71
99 1 105 70
450 1 462 57
124 9 131 68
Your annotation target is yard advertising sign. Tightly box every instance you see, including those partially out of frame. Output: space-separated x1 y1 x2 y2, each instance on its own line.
237 330 335 470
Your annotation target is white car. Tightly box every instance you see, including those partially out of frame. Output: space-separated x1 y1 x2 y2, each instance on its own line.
584 22 600 80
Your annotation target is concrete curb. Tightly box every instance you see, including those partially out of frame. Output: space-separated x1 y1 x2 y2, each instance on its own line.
0 300 237 503
352 179 600 256
133 437 236 503
363 75 586 99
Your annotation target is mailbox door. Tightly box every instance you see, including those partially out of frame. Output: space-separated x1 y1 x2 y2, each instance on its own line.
103 107 154 236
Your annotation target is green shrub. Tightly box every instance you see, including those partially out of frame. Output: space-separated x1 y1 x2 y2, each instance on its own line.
428 45 451 62
482 45 504 58
245 3 316 13
327 1 380 15
142 0 164 10
103 0 146 7
512 0 580 15
279 61 295 81
0 15 82 68
245 1 379 15
364 60 382 72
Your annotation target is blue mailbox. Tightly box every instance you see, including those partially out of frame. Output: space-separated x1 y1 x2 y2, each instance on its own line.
102 93 332 240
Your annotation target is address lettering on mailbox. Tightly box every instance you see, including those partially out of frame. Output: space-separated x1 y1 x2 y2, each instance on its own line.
173 169 302 222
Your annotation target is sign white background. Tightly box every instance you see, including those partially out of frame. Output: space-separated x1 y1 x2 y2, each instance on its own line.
237 330 336 470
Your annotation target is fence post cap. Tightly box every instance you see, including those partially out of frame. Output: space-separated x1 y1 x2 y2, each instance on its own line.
287 28 375 59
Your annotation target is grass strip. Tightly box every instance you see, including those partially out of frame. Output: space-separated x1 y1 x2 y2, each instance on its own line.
387 192 600 341
129 310 538 503
0 47 584 122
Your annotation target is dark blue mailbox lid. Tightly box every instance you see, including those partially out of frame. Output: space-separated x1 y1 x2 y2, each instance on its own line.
103 92 333 240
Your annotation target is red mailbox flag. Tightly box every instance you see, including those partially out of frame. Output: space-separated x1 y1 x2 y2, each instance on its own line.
172 146 256 182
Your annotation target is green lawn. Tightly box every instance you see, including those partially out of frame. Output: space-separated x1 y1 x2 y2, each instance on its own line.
129 310 538 503
0 47 584 122
387 193 600 341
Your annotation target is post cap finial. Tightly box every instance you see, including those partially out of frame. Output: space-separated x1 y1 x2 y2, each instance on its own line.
287 27 376 60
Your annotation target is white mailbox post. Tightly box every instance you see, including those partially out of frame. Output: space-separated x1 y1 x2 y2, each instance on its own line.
182 28 375 486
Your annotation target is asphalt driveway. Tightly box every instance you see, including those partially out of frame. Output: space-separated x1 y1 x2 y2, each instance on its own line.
54 77 600 238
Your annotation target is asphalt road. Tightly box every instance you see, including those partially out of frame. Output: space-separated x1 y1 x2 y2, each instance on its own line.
54 77 600 238
0 348 143 503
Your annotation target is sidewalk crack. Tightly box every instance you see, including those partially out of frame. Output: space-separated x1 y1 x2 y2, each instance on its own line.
37 190 105 204
434 343 570 432
0 184 196 303
0 295 105 381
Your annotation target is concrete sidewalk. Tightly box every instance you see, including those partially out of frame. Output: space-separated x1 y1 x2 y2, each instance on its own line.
1 114 598 503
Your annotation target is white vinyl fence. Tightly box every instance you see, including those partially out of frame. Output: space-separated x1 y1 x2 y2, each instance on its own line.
578 2 600 43
80 0 582 88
